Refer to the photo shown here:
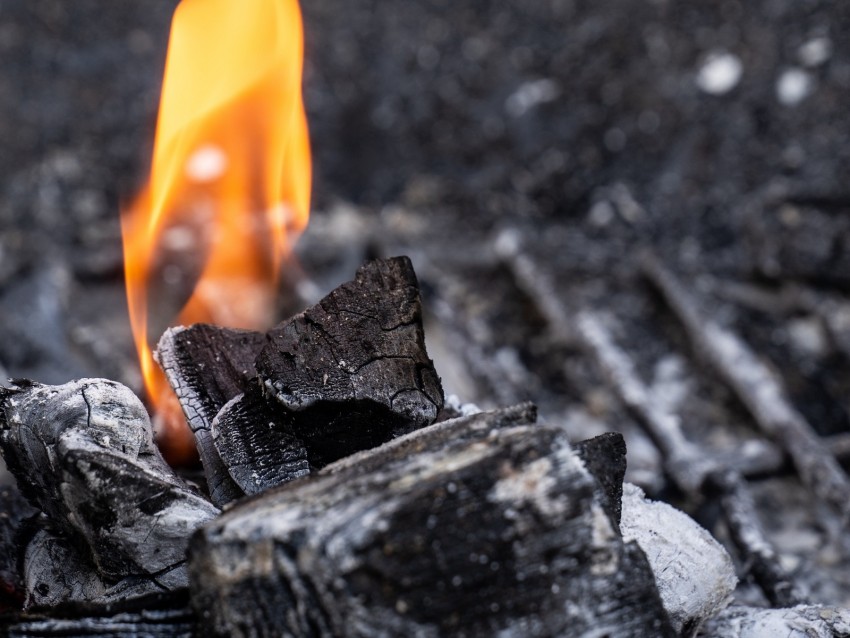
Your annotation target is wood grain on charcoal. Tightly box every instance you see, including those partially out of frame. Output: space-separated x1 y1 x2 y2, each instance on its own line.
0 379 219 607
210 384 310 496
156 324 267 506
189 413 675 637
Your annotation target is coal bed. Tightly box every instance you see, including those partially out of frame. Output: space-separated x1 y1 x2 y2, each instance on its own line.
3 1 850 636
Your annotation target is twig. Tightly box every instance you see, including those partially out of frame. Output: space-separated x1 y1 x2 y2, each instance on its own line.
705 470 806 607
643 253 850 523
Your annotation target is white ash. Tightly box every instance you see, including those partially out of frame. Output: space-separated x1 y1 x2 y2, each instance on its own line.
620 482 737 635
443 394 482 416
700 605 850 637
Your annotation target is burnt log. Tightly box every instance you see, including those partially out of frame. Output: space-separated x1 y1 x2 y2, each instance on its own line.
0 379 219 603
188 410 675 637
255 256 444 468
156 324 266 506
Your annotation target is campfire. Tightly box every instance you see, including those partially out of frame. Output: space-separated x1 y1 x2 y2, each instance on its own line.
2 0 850 637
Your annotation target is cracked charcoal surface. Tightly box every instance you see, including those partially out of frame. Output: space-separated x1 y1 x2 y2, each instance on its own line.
256 256 444 467
0 379 219 599
156 324 267 506
189 416 674 637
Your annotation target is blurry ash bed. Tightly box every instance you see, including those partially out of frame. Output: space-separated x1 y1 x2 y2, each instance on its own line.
0 255 846 638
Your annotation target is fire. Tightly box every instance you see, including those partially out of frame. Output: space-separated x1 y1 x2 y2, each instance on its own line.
121 0 311 463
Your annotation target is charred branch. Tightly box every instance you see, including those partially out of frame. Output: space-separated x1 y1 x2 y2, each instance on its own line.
643 254 850 523
704 470 806 608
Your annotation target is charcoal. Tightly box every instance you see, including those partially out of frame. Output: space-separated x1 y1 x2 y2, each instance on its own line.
210 384 309 496
0 485 38 609
156 324 266 506
255 256 444 468
4 606 195 638
23 527 168 609
188 418 675 637
573 432 627 526
0 379 219 596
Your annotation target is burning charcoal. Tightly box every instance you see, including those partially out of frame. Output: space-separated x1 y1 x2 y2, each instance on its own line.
620 483 737 636
210 384 309 496
5 606 195 638
701 605 850 637
0 485 37 609
189 418 675 637
0 379 219 596
255 256 444 468
157 324 267 506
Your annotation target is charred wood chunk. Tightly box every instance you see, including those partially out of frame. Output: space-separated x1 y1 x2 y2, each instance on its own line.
573 432 627 526
189 421 674 637
0 379 219 592
255 256 444 468
0 485 38 610
210 384 309 496
157 325 266 506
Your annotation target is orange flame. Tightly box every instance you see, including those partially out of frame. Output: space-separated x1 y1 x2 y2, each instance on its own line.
121 0 311 462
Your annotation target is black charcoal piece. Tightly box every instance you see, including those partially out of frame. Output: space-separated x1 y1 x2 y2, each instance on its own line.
573 432 627 526
189 418 674 637
0 379 219 594
157 324 267 506
210 384 309 496
255 256 444 467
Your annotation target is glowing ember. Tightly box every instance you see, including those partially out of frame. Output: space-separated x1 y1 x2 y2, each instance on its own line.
121 0 311 464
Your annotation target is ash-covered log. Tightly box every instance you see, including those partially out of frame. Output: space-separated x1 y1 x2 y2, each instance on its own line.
0 379 219 607
188 408 675 637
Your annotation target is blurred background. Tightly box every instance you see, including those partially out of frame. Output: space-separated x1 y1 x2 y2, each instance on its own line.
2 0 850 605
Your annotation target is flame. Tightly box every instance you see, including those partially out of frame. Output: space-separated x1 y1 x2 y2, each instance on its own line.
121 0 311 463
